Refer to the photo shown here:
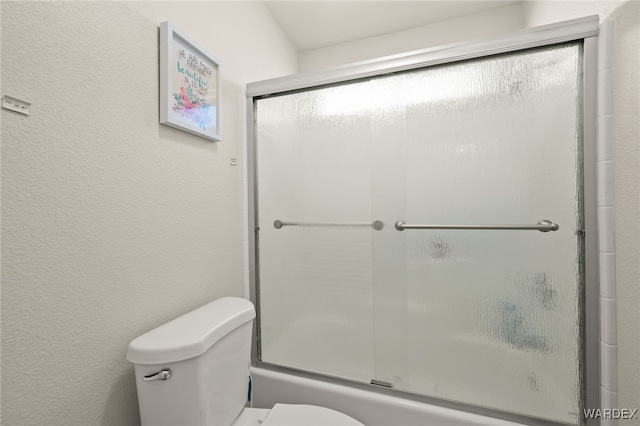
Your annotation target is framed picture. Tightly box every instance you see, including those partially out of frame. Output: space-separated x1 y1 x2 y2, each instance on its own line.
160 21 222 141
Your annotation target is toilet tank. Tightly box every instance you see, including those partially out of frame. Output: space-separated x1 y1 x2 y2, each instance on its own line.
127 297 256 426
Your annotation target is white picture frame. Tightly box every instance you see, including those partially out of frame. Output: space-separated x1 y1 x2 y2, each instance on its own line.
160 21 222 141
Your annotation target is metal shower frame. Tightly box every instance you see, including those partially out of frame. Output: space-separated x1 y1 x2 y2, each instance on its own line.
246 15 601 426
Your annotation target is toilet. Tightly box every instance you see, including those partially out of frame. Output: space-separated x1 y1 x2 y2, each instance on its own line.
127 297 364 426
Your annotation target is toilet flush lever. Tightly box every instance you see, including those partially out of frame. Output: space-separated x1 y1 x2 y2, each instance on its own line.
142 368 172 382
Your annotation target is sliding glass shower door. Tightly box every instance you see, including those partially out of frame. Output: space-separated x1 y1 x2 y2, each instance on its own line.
253 42 585 425
255 80 377 383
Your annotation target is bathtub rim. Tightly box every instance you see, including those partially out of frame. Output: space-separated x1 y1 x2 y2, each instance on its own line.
250 365 549 426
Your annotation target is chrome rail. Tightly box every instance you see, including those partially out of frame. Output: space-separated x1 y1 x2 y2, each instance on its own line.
274 220 385 231
394 219 559 233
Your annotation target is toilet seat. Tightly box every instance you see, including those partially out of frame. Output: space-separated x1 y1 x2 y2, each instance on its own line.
261 403 364 426
232 407 271 425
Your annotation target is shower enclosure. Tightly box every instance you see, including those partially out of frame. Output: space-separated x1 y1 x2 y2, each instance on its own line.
247 17 599 426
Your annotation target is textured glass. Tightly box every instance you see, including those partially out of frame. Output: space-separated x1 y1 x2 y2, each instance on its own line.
255 82 376 382
255 42 584 424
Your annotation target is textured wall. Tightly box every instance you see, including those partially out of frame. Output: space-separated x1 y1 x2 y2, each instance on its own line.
0 1 296 425
298 4 524 71
523 2 639 421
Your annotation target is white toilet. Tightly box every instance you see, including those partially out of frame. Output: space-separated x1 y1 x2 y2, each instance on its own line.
127 297 364 426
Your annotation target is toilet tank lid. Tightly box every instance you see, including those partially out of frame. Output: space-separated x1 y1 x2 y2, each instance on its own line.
127 297 255 364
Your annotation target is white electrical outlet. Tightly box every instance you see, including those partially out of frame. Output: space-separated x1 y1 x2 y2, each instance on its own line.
2 96 30 115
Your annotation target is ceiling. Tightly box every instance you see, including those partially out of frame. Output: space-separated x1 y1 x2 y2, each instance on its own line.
264 1 521 51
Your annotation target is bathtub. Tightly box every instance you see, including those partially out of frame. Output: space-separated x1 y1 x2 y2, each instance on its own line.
250 367 527 426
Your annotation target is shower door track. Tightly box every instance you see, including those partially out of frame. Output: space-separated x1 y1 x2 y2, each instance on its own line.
246 15 600 426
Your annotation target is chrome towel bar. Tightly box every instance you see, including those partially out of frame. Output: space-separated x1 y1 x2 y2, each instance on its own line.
394 220 559 233
274 220 385 231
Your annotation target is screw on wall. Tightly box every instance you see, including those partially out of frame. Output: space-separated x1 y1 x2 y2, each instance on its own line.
2 95 31 116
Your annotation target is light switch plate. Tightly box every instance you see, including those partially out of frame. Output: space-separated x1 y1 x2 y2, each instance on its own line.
2 96 30 115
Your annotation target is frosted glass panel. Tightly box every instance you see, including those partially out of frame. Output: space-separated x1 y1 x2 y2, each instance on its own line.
255 42 584 425
369 43 584 425
255 83 375 382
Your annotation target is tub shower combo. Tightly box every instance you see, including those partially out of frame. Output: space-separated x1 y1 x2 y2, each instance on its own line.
246 17 601 426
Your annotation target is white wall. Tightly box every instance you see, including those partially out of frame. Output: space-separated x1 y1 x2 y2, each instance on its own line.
0 1 296 425
522 2 639 421
299 4 524 71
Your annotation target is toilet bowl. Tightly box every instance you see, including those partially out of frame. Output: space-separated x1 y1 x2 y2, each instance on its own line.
127 297 364 426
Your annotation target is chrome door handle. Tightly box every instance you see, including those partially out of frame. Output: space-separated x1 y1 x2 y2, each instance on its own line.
394 219 559 232
142 368 172 382
273 219 384 230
